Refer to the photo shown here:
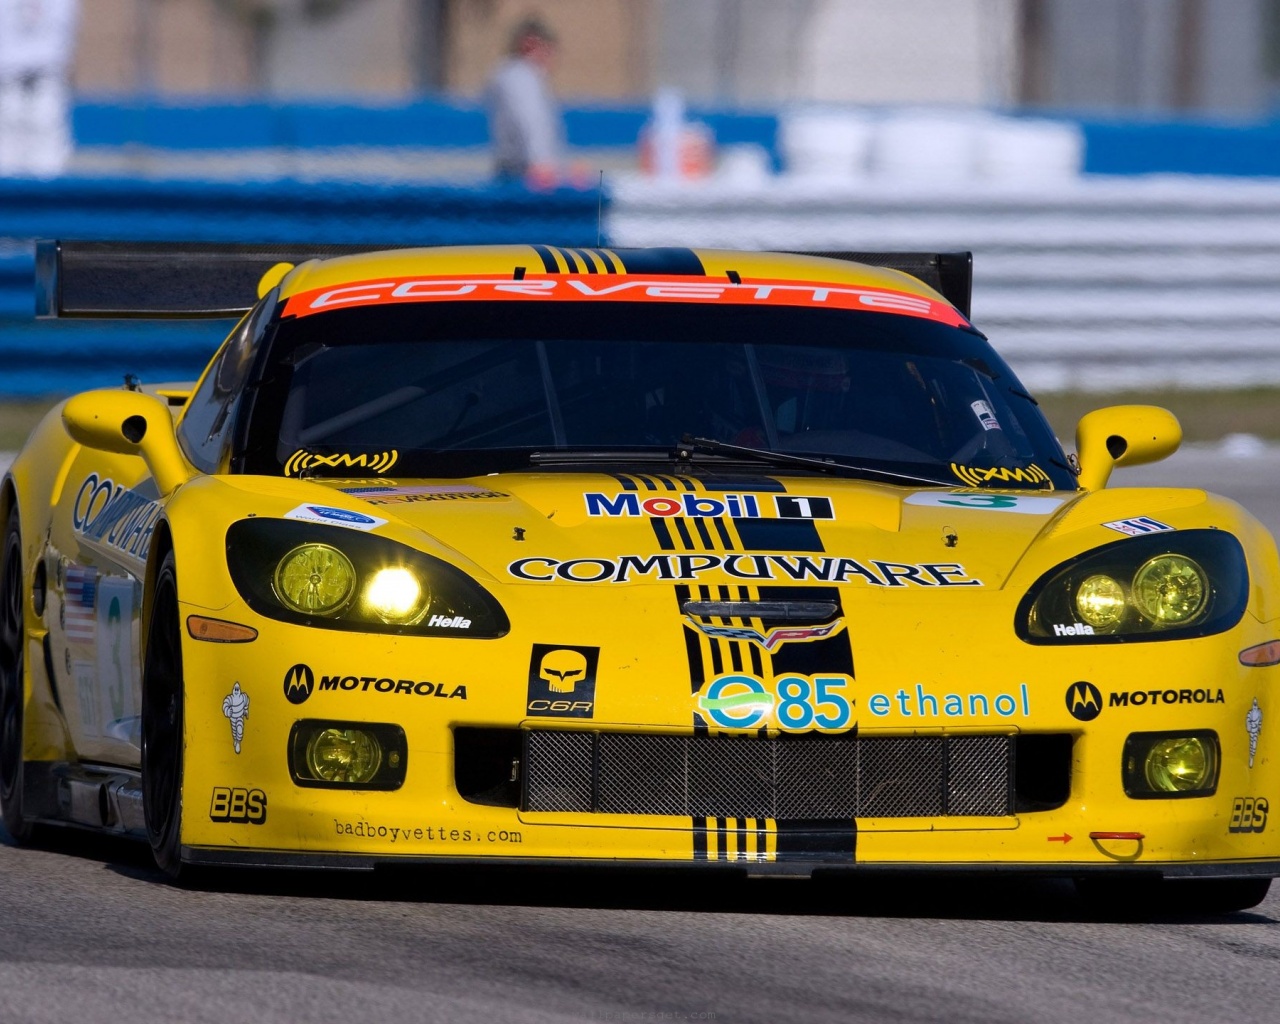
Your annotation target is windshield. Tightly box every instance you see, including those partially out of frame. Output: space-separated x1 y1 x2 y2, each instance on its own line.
236 301 1075 489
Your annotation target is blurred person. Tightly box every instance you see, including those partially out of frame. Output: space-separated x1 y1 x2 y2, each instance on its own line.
484 15 568 189
0 0 78 177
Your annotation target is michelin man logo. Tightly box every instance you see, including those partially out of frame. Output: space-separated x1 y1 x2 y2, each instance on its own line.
1246 698 1263 768
222 682 249 754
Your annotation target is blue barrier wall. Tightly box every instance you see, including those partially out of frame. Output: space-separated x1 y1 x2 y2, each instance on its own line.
73 98 781 164
0 177 608 396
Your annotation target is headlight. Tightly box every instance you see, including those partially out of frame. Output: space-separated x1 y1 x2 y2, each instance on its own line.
1123 731 1219 798
227 519 509 637
1017 529 1247 644
274 543 356 616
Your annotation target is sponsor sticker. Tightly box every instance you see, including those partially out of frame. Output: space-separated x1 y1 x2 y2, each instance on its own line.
340 484 509 506
72 474 162 564
696 674 852 732
281 274 970 328
283 504 387 531
949 463 1051 489
283 450 399 477
585 492 834 520
1247 698 1263 768
1103 516 1175 536
509 553 980 586
1228 797 1268 833
905 491 1065 515
971 400 1002 431
282 663 465 703
209 787 267 825
526 645 599 719
222 683 249 754
1068 680 1227 721
866 683 1031 720
62 564 97 642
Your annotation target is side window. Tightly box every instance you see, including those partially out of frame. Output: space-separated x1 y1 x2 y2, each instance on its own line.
177 292 276 473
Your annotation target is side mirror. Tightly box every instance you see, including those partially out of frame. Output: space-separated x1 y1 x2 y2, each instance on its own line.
1075 404 1181 491
62 389 194 496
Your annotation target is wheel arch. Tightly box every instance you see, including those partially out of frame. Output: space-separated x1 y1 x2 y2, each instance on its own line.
141 517 175 658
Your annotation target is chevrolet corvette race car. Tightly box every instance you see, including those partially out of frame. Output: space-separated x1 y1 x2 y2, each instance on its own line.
1 241 1275 910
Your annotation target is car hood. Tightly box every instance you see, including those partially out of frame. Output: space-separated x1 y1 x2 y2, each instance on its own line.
294 472 1211 592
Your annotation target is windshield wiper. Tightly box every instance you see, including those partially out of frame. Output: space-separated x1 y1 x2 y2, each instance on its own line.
678 436 950 486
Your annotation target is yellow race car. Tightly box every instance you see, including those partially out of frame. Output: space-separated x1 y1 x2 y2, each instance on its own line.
2 241 1274 910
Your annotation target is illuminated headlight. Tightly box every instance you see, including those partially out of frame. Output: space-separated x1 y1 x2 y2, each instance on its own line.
363 566 429 624
289 720 407 790
1018 529 1247 644
1123 731 1219 798
227 519 509 638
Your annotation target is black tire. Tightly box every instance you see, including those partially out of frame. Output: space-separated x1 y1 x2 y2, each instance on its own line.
142 551 184 877
0 505 33 843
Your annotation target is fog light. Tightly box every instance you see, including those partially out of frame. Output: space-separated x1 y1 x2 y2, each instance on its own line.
274 543 356 616
305 728 382 783
364 566 429 624
1132 554 1207 626
1123 731 1219 798
1076 574 1125 628
288 720 408 790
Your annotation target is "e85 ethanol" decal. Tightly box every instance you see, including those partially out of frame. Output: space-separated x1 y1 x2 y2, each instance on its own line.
696 674 852 732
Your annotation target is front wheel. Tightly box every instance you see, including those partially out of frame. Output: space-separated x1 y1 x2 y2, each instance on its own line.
142 551 184 877
0 506 33 843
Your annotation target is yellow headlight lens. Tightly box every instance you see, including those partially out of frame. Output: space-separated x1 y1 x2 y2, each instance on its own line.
305 728 382 783
1143 736 1215 793
1131 554 1208 625
273 543 356 615
1076 574 1126 628
364 566 430 624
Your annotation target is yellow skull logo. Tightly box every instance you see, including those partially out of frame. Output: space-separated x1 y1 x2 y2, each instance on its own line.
539 649 587 693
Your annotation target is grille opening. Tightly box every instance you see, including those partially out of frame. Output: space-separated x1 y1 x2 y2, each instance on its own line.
520 730 1018 818
1014 733 1073 811
454 727 521 807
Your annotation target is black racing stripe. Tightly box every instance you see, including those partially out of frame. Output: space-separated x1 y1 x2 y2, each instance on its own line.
774 819 856 861
651 517 674 550
612 247 706 276
693 475 785 493
636 474 658 491
712 518 734 549
709 640 724 676
658 475 678 492
531 244 559 273
715 816 728 861
757 818 767 860
728 643 743 673
673 518 695 549
692 818 709 860
759 585 854 676
555 246 581 273
597 248 621 274
692 517 714 550
735 518 824 553
610 473 638 491
570 247 599 273
748 644 764 676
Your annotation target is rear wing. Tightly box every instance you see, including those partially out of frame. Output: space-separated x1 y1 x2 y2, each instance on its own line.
36 241 973 320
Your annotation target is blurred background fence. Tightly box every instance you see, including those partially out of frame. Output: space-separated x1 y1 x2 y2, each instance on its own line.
6 0 1280 399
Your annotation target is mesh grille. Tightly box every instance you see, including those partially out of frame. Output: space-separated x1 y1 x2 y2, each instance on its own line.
523 731 1012 818
524 731 593 812
947 734 1014 816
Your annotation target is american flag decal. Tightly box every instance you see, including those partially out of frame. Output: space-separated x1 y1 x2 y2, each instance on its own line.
63 565 97 642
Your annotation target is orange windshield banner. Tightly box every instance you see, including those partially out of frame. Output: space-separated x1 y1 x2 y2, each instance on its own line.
280 274 969 327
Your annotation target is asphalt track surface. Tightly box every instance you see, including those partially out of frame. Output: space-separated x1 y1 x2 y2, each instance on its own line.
0 445 1278 1024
